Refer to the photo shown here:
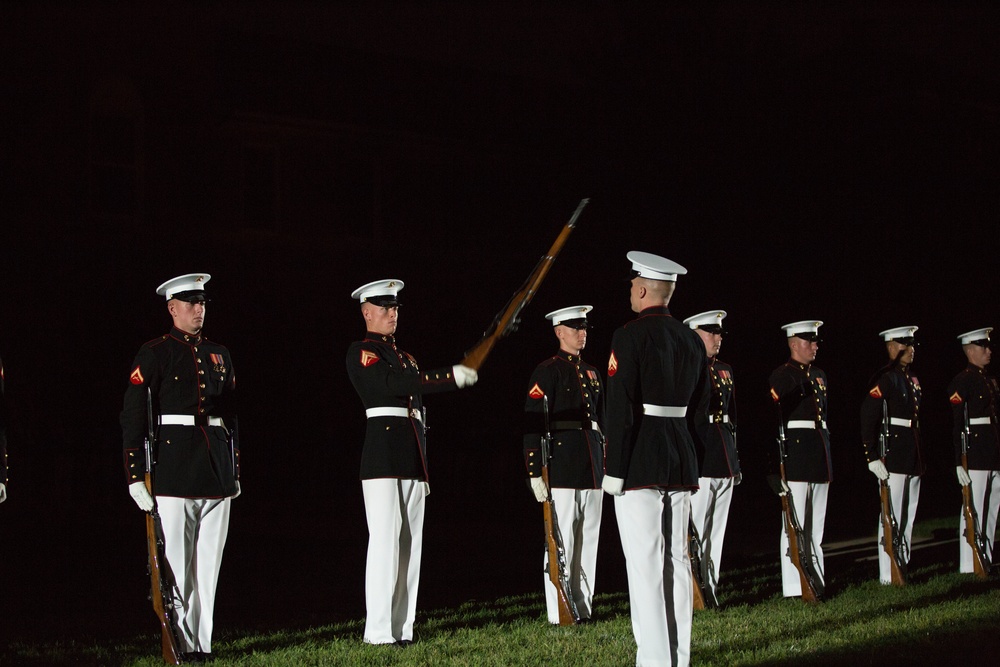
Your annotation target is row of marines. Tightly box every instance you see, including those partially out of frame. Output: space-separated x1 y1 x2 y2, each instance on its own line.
114 257 997 666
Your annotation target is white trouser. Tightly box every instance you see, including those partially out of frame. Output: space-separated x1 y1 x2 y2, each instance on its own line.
362 478 426 644
779 481 828 597
542 487 603 623
876 473 920 584
615 489 692 667
958 468 1000 573
689 476 735 601
157 496 232 654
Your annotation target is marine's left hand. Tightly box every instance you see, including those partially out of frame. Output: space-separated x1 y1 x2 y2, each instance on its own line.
0 482 6 504
231 481 241 499
733 472 742 486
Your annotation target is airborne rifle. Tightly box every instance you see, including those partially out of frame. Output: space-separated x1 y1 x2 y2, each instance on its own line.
878 399 907 586
144 388 182 665
688 517 715 609
461 198 588 371
960 404 991 579
541 395 580 625
769 416 823 603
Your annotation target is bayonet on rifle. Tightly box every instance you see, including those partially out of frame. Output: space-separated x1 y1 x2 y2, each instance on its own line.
879 399 907 586
541 395 580 625
144 388 182 665
961 404 991 579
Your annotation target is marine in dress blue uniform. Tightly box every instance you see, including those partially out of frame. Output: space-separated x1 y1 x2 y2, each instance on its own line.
947 327 1000 573
523 305 605 623
683 310 741 606
121 273 239 663
602 252 709 667
768 320 830 598
345 279 478 646
860 326 924 584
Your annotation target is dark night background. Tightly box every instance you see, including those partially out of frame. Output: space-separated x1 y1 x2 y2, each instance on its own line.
1 1 998 650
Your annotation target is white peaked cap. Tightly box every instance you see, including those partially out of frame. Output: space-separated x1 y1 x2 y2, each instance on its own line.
351 279 404 304
879 326 918 341
155 273 211 301
958 327 992 344
627 251 687 282
781 320 823 337
545 305 593 327
683 310 727 330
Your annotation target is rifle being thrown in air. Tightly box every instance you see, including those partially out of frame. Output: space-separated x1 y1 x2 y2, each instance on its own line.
144 388 182 665
767 415 823 604
540 395 580 625
878 399 907 586
461 198 589 371
960 404 991 579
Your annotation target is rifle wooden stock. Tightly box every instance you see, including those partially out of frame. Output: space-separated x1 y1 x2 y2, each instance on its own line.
778 464 822 604
541 466 579 625
961 455 991 579
462 198 588 371
688 519 708 610
145 474 182 665
879 478 907 586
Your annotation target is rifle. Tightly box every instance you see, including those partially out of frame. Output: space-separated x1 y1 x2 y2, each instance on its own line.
688 517 715 609
960 404 991 579
878 399 907 586
540 395 580 625
769 416 823 603
144 388 182 665
461 198 588 371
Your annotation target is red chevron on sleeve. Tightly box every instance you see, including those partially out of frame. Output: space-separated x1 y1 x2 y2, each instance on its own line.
528 383 545 400
360 350 379 367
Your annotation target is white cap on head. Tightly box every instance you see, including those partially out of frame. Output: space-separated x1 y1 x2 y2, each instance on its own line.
958 327 992 345
351 279 404 307
683 310 727 332
782 320 823 340
156 273 211 302
627 251 687 282
545 305 593 329
879 326 918 342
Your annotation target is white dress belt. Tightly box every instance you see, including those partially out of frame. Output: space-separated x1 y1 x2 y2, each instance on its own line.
709 414 730 424
970 417 993 426
366 407 422 421
889 417 912 428
159 414 225 427
643 404 687 418
786 419 828 430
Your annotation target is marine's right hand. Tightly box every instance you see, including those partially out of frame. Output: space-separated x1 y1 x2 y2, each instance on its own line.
530 477 548 502
601 475 625 496
452 364 478 389
129 481 154 512
868 460 889 481
956 465 972 487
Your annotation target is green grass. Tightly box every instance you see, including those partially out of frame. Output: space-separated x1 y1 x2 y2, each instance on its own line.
4 532 999 666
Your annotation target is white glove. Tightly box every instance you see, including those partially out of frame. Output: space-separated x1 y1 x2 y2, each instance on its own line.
733 472 742 486
0 482 7 504
602 475 625 496
422 481 430 497
231 480 241 499
129 481 154 512
956 465 972 487
868 460 889 481
452 364 478 389
779 478 791 496
530 477 548 502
